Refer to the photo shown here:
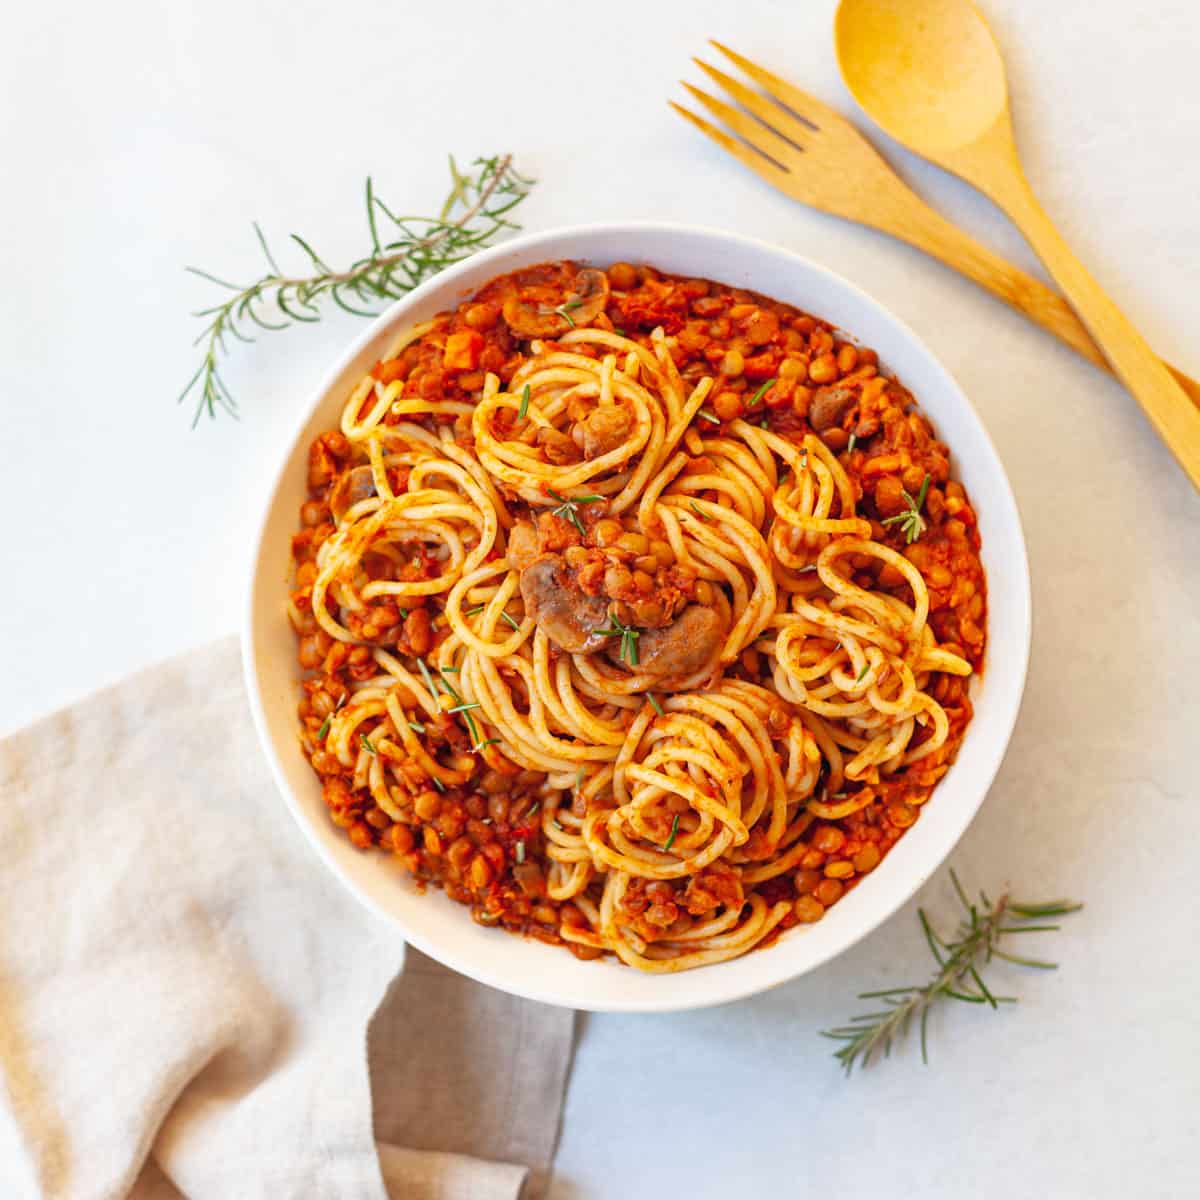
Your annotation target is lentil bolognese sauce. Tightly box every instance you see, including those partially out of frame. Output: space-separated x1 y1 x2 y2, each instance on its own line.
289 260 986 972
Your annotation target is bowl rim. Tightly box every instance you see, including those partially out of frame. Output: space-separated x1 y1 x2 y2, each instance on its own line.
242 219 1031 1012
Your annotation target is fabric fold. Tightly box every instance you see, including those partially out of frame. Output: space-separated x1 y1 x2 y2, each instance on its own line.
0 638 574 1200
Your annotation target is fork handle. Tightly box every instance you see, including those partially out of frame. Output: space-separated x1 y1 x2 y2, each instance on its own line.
991 173 1200 489
895 194 1200 412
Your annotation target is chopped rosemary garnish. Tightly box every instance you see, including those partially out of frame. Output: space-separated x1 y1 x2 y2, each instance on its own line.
416 657 439 702
431 776 446 792
822 870 1082 1075
593 612 640 666
397 607 410 619
847 434 858 454
514 840 527 864
547 488 604 537
518 383 531 420
697 410 721 425
613 327 628 337
526 800 541 819
553 818 565 831
798 564 818 574
500 610 521 632
648 693 664 716
855 664 869 684
690 501 706 519
662 813 681 853
407 720 426 734
316 692 347 742
474 738 501 752
437 668 465 704
576 767 586 788
448 701 482 714
360 733 376 755
551 298 584 327
180 154 532 425
465 604 486 617
882 474 931 545
747 378 776 408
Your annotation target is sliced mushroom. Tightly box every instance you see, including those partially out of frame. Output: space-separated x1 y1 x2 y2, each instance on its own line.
519 554 612 653
329 465 378 522
633 605 727 684
502 267 610 338
809 385 858 433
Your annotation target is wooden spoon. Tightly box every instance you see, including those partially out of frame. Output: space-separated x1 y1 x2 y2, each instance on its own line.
835 0 1200 491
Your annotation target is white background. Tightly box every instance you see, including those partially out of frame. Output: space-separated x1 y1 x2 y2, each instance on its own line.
3 1 1199 1196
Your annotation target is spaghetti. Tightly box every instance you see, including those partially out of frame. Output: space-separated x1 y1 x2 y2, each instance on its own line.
289 260 986 972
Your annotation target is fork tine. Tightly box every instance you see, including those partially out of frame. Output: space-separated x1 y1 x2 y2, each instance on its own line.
669 101 790 185
679 82 798 170
709 39 849 133
692 58 813 151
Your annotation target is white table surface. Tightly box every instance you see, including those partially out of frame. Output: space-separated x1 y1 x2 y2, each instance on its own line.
4 1 1199 1195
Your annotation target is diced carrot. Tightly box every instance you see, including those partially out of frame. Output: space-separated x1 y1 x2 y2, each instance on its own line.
442 329 484 372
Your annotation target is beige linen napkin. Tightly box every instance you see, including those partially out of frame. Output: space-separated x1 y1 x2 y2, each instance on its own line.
0 638 574 1200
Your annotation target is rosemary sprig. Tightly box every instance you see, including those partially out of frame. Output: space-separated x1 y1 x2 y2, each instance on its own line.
593 611 641 666
822 870 1082 1075
518 384 531 420
881 474 931 545
547 489 604 537
180 153 533 425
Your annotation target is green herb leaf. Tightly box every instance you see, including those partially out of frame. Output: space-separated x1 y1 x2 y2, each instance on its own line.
514 840 527 864
662 813 681 853
360 733 376 755
593 613 641 667
855 664 869 684
747 378 776 408
546 489 605 537
551 298 584 327
847 434 858 454
518 383 531 420
697 410 721 425
407 720 426 734
648 693 664 716
881 473 931 545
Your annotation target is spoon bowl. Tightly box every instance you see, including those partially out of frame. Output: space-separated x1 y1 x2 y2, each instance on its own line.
835 0 1009 159
835 0 1200 492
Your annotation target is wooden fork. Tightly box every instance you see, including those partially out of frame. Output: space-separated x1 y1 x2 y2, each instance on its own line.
672 41 1200 407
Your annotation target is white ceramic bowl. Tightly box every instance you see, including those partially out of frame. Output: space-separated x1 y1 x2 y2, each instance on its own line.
244 223 1030 1013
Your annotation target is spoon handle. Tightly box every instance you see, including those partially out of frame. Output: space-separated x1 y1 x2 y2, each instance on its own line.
991 175 1200 490
894 199 1200 410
